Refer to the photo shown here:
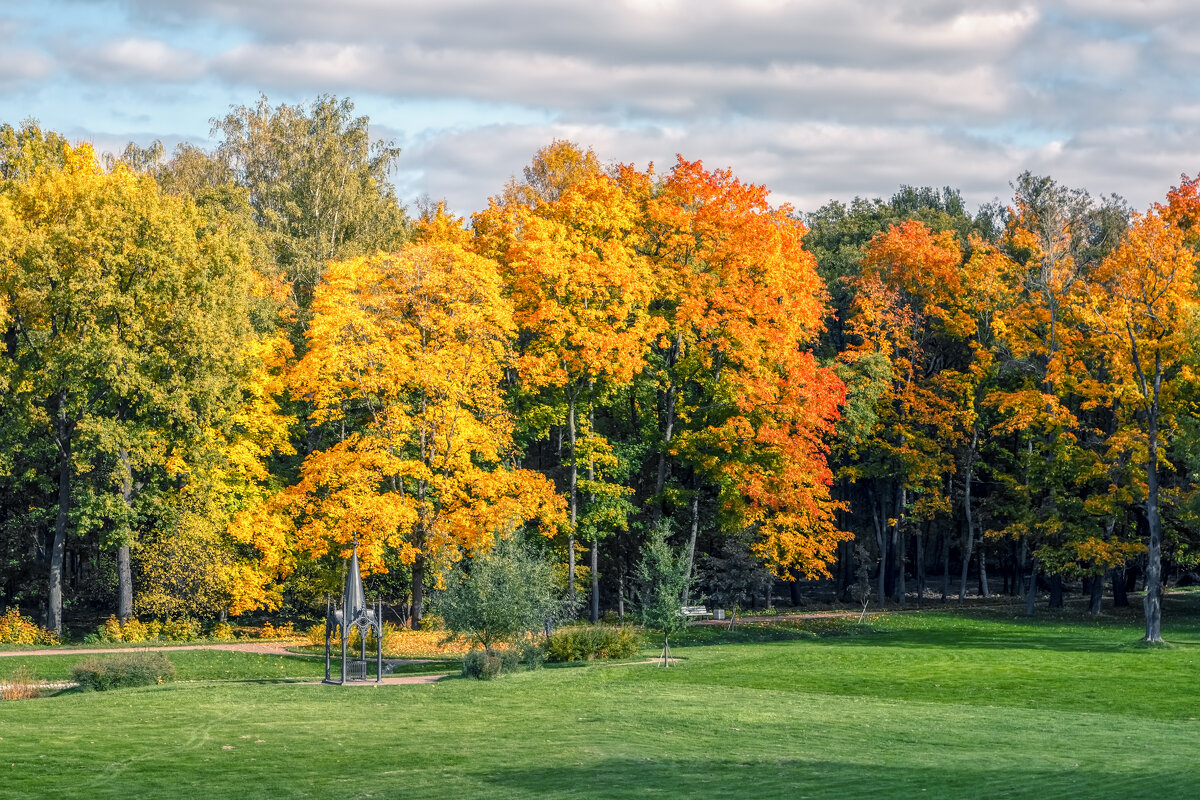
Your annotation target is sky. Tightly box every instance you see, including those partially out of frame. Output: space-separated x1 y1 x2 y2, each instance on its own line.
2 0 1199 217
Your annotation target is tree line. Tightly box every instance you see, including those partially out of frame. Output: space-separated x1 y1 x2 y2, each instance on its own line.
1 96 1197 643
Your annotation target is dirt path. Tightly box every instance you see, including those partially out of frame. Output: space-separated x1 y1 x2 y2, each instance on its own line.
0 640 317 658
298 674 451 686
0 640 442 670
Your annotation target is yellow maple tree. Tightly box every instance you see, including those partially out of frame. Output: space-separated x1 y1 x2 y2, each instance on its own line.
283 242 564 625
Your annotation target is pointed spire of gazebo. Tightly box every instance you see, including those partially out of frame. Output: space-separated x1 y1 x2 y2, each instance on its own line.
343 539 367 618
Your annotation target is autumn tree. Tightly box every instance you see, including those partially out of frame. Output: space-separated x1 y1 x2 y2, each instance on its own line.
844 222 970 605
284 242 564 626
1088 210 1197 641
990 174 1130 612
636 157 848 585
477 146 658 616
0 142 286 631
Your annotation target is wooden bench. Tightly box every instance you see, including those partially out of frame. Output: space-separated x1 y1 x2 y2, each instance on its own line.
680 605 713 620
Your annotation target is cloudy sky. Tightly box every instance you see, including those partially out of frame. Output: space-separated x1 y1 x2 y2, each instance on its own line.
2 0 1199 216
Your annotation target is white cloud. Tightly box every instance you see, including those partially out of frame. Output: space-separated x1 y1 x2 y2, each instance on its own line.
10 0 1200 219
66 37 206 82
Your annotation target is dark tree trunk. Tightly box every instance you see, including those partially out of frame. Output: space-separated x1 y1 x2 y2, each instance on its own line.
915 532 925 609
1143 362 1164 642
978 542 990 599
588 405 598 623
870 484 887 608
940 532 950 603
411 555 425 629
683 480 699 605
48 396 73 635
1089 573 1103 614
1112 567 1129 607
1048 574 1063 609
117 445 135 622
897 530 907 605
652 334 681 525
567 394 577 604
1024 560 1038 616
590 539 600 623
960 428 978 603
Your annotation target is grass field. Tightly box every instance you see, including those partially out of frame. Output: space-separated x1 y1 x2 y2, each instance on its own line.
2 598 1199 799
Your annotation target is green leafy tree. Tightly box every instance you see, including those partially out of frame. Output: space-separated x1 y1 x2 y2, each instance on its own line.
211 94 408 315
437 532 558 656
636 521 692 666
0 142 282 632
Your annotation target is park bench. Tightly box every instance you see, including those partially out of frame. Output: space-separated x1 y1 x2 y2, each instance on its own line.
680 605 713 620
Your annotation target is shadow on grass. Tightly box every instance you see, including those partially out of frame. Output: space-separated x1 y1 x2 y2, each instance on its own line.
668 594 1200 654
472 756 1195 799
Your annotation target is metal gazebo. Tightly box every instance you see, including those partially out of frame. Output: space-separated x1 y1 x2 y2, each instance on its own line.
324 541 383 684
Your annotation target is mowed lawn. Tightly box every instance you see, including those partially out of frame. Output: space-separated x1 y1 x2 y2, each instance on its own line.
2 600 1200 799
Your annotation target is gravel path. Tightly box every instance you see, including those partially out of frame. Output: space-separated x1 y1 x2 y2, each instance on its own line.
0 640 318 658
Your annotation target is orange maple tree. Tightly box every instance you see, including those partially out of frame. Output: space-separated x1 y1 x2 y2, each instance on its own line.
638 156 848 580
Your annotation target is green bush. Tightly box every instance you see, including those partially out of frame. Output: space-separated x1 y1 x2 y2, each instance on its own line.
546 625 640 662
518 637 547 670
461 648 520 680
71 652 177 691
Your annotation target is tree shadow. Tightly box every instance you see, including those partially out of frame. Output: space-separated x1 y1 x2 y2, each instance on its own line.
471 755 1194 799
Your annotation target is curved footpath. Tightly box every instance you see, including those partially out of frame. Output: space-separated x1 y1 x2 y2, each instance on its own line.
0 640 452 690
1 640 325 658
1 607 904 657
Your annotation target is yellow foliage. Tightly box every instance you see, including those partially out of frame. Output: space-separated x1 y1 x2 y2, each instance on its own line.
284 241 566 593
0 609 58 646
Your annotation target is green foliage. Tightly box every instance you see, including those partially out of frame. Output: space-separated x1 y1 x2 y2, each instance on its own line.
0 120 69 180
210 94 408 311
517 637 547 669
545 625 640 661
437 533 559 654
635 521 692 645
461 647 520 680
71 652 176 691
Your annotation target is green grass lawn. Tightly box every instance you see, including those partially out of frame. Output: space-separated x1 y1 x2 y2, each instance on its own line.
2 598 1199 799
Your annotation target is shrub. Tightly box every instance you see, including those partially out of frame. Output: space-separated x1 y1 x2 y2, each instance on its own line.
0 609 58 646
71 652 176 691
209 622 234 640
120 617 150 642
517 637 546 670
1 666 40 700
256 621 296 640
98 616 149 643
546 625 640 662
461 647 520 680
437 533 558 654
160 618 201 641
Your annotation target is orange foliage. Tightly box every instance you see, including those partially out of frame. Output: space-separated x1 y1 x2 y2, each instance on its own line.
643 157 849 577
